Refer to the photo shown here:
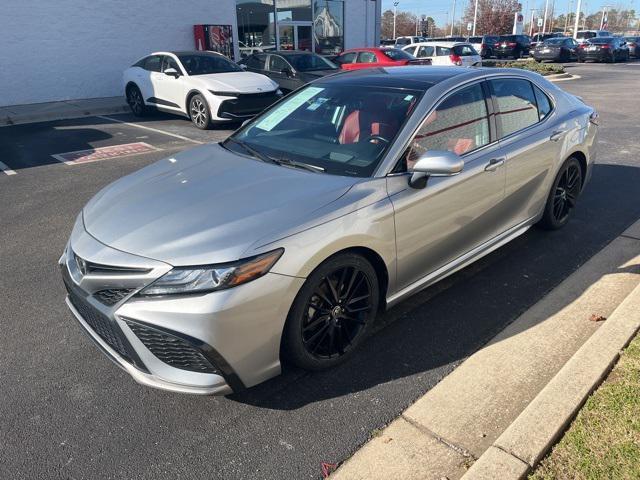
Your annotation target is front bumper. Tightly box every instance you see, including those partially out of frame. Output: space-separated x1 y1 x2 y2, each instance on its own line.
206 90 282 122
60 216 304 394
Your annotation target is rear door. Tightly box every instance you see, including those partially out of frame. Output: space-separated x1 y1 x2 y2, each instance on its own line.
489 77 566 227
388 81 508 290
137 55 162 102
267 54 297 91
432 45 452 65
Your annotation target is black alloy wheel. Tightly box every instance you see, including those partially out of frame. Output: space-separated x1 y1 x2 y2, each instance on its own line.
127 85 146 117
282 253 379 370
539 157 583 230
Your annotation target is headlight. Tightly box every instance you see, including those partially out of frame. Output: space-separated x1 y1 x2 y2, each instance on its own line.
209 90 238 97
139 249 283 296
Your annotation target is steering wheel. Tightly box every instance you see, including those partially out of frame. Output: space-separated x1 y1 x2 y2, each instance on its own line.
366 135 390 145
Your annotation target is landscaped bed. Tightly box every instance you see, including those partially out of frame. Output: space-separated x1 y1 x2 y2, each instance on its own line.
482 60 566 76
529 334 640 480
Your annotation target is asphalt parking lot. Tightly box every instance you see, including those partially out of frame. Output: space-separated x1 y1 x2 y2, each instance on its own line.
1 61 640 480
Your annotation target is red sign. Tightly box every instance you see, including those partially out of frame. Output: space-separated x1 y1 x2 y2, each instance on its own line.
52 142 159 165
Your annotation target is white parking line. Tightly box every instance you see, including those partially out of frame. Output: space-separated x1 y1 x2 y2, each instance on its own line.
0 160 17 176
96 115 204 144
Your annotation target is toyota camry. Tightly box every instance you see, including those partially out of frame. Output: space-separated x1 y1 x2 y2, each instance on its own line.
61 67 598 395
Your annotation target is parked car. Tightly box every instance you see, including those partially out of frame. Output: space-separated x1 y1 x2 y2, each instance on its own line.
623 36 640 57
239 51 339 93
394 36 427 47
380 39 396 48
575 30 612 44
577 37 630 63
61 66 598 395
533 37 579 62
495 34 531 58
467 35 500 58
530 32 565 51
333 47 430 70
402 41 482 66
123 51 281 129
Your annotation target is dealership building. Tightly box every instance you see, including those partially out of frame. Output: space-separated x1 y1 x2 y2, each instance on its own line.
1 0 381 107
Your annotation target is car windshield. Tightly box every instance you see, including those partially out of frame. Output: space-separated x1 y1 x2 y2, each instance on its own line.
177 53 242 75
577 32 596 39
224 83 424 177
383 49 415 60
544 38 566 45
286 54 338 71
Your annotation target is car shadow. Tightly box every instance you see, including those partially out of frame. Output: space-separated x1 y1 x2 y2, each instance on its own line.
227 163 640 411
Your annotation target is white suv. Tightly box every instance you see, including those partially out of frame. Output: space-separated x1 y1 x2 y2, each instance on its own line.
576 30 611 44
402 42 482 66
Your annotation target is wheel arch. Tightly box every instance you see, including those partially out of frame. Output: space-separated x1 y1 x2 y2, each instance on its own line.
125 81 141 96
568 150 588 188
185 89 205 116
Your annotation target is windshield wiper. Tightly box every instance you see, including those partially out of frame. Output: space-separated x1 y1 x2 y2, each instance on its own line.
225 137 278 165
274 157 325 173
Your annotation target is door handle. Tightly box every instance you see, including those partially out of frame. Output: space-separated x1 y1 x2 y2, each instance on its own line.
484 158 505 172
550 130 566 142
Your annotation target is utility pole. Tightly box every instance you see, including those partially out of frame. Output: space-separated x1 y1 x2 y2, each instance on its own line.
472 0 479 36
450 0 457 36
600 5 611 30
564 0 573 34
542 0 550 33
573 0 582 37
530 9 536 36
393 1 399 39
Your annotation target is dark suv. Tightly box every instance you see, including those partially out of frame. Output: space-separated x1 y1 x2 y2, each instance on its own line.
495 35 531 59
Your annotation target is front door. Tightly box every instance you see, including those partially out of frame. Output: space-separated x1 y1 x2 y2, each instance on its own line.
389 82 508 291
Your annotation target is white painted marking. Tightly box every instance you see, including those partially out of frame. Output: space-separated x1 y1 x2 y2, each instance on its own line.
96 115 204 144
52 142 160 165
0 160 17 176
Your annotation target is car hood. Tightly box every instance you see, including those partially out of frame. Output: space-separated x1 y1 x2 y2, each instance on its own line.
191 71 278 93
82 143 359 266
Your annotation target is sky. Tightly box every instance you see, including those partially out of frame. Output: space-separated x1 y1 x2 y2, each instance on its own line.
380 0 622 28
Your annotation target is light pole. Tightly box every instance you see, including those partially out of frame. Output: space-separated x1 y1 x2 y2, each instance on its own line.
600 5 611 30
529 8 536 36
393 1 399 39
564 0 573 34
542 0 550 33
472 0 479 36
573 0 582 37
450 0 457 36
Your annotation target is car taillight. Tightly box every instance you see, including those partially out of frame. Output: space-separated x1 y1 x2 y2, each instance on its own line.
600 44 610 49
508 42 517 47
481 43 487 49
449 54 463 66
495 42 500 47
589 111 599 125
630 42 637 47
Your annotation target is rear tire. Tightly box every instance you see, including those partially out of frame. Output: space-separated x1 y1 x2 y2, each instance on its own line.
538 157 583 230
282 253 379 371
189 94 212 130
126 85 146 117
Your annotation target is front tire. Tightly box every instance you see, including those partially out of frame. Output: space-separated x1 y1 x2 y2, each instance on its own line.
282 253 379 371
538 157 583 230
126 85 146 117
189 94 212 130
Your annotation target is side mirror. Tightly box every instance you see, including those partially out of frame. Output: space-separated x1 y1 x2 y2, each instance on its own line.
239 64 248 70
408 150 464 189
281 67 294 77
164 67 180 78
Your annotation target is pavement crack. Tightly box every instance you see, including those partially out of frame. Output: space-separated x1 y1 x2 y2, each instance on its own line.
400 414 478 460
494 444 531 468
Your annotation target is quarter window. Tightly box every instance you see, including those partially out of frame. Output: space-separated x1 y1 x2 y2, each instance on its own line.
417 45 435 57
436 46 451 56
491 78 539 137
406 83 490 168
533 85 552 120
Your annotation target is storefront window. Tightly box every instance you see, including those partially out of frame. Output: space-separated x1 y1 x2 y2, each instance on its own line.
313 0 344 54
236 0 276 58
276 0 312 22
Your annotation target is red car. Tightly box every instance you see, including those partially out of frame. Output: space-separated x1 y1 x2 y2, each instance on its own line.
333 47 430 70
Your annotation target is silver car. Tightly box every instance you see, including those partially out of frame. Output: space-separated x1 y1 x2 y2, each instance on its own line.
60 67 598 395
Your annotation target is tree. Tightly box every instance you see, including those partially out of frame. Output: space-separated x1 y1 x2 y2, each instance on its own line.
463 0 521 35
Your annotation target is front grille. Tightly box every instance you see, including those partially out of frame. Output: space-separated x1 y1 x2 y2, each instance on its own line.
217 91 281 119
73 252 151 275
66 285 131 360
125 320 219 374
93 288 135 306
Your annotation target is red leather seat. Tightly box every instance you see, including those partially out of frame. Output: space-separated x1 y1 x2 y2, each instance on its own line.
338 109 399 145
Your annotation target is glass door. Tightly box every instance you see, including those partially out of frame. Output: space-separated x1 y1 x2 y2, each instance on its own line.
278 25 294 50
296 25 313 51
277 23 313 51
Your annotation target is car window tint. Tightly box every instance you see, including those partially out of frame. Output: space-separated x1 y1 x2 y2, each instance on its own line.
269 55 289 72
162 56 180 72
436 46 451 56
533 85 552 120
417 45 434 57
245 55 265 69
407 83 490 166
357 51 378 63
491 78 539 137
337 52 356 63
143 55 162 72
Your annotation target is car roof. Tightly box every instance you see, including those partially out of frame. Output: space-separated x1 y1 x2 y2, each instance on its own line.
342 47 391 53
271 50 318 56
407 41 469 47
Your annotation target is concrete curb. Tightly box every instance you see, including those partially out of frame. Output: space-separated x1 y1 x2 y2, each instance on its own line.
0 97 128 127
547 73 581 82
463 281 640 479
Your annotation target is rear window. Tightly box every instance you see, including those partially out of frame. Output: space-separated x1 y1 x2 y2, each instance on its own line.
383 49 414 60
484 36 499 43
453 45 477 56
395 38 411 46
544 38 566 45
499 35 517 42
577 32 596 39
589 38 613 44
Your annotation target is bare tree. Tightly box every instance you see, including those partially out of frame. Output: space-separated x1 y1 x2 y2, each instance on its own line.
463 0 521 35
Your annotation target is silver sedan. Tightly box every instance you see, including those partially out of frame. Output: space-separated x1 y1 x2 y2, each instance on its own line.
60 67 598 395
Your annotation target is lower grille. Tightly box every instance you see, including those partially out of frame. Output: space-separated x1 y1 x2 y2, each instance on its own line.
217 91 281 119
67 287 131 360
125 320 219 374
94 288 135 306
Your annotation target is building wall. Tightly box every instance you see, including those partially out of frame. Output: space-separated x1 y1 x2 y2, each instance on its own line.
1 0 379 107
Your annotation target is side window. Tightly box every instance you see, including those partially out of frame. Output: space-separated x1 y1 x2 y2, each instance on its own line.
417 46 434 57
533 85 552 120
245 55 266 70
491 78 539 137
406 83 490 168
269 55 289 72
357 51 378 63
143 55 163 72
436 46 451 56
162 56 180 73
337 52 356 64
